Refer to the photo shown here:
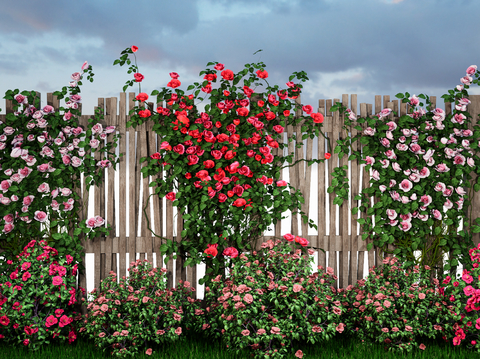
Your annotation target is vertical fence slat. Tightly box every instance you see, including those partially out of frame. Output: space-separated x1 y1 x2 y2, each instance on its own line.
94 98 105 291
339 95 349 289
118 93 127 280
104 97 116 277
153 99 164 273
349 95 360 284
329 99 338 286
128 93 137 267
317 100 327 270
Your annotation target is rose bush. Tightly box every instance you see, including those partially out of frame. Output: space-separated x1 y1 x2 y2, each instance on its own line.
0 239 83 351
0 61 121 276
341 256 452 352
197 237 345 359
329 65 480 275
442 242 480 350
114 46 329 286
78 259 202 358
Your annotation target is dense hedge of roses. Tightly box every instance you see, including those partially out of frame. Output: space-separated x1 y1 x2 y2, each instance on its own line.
0 239 84 351
198 238 346 359
78 259 202 357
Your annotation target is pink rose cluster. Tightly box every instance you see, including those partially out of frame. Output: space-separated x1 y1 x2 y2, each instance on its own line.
1 63 117 238
86 216 105 229
363 65 478 235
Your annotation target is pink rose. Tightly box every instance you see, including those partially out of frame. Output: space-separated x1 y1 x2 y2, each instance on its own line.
466 65 477 75
34 211 47 223
52 276 63 286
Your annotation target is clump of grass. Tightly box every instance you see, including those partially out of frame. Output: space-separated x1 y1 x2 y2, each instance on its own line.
1 331 479 359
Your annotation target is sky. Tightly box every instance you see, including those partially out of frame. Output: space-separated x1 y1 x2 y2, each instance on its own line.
1 0 480 116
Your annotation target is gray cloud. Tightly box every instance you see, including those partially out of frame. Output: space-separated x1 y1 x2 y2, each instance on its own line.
1 0 479 114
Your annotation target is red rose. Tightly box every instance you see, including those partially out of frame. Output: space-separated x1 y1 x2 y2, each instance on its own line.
218 193 227 203
204 160 215 169
236 107 249 117
283 110 290 117
295 236 309 247
204 244 218 258
187 154 199 165
169 72 179 79
167 79 181 88
225 151 236 160
150 153 161 160
221 69 234 80
134 73 144 82
302 105 313 114
138 109 151 118
185 173 192 179
265 111 276 121
214 63 225 71
325 153 331 160
211 150 223 160
166 192 176 201
136 93 149 102
204 73 217 81
311 113 324 123
233 185 244 196
196 170 209 179
223 247 239 258
232 198 247 207
223 90 230 97
256 69 268 79
227 191 234 197
173 144 185 154
216 133 229 142
283 234 295 242
131 46 138 52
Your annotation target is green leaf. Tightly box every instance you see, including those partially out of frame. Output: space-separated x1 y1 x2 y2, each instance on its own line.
367 243 373 251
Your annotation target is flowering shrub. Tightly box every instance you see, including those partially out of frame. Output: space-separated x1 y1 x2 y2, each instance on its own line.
329 65 480 273
341 256 452 352
115 46 328 286
198 238 345 358
0 61 120 276
79 259 202 357
0 239 83 351
442 243 480 350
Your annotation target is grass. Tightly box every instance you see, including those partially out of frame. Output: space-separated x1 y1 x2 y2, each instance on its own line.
0 331 478 359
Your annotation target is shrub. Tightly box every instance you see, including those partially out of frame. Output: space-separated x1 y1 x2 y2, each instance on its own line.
341 256 452 352
0 239 83 350
441 243 480 351
198 239 345 358
78 259 202 357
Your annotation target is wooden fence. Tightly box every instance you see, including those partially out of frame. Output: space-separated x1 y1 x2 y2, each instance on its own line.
2 92 480 306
